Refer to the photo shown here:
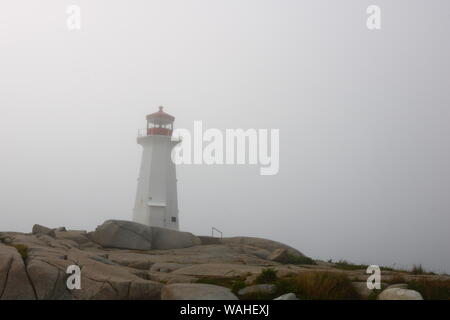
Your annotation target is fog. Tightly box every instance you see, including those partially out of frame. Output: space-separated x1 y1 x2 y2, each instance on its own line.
1 0 449 273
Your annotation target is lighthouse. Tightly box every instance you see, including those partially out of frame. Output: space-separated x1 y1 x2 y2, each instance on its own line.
133 106 180 230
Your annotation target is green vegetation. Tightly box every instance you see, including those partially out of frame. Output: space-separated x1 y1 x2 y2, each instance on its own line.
367 289 383 300
254 268 278 284
331 259 445 276
282 254 317 266
332 260 405 273
197 276 244 289
278 272 359 300
387 274 407 284
197 263 449 300
384 272 449 300
10 243 29 260
240 269 359 300
411 264 425 275
407 264 436 275
408 278 450 300
333 260 369 271
230 279 246 294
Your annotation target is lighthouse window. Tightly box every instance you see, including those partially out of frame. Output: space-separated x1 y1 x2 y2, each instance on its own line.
171 217 177 223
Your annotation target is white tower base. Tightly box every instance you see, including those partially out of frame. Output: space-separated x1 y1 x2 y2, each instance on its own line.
133 135 179 230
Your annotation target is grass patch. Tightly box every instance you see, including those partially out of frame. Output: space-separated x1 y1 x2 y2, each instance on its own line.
367 289 382 300
332 259 442 276
387 274 407 284
332 260 401 273
197 276 242 288
333 260 369 271
411 264 425 275
409 264 436 275
408 278 450 300
243 270 360 300
383 272 449 300
283 254 317 266
290 272 359 300
276 272 359 300
255 268 278 284
230 280 246 294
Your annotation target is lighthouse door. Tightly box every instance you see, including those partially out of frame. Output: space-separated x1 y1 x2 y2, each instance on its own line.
148 206 165 228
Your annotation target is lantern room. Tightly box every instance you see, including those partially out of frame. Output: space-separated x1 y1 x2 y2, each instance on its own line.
146 106 175 136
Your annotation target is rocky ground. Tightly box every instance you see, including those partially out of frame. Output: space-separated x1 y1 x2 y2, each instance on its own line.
0 220 448 300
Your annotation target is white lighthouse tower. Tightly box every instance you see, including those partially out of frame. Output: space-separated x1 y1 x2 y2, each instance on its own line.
133 106 180 230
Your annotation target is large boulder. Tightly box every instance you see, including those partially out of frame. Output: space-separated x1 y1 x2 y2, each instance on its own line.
161 283 238 300
89 220 200 251
378 288 423 300
90 220 153 250
386 283 408 290
32 224 56 238
0 244 36 300
274 293 299 300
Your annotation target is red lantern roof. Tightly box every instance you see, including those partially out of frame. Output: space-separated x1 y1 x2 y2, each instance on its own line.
146 106 175 123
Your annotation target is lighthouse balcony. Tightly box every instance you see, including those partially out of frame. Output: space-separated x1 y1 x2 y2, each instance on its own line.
138 128 173 137
138 129 182 143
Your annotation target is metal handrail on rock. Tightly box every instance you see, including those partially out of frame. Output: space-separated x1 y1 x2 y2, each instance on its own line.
211 227 223 239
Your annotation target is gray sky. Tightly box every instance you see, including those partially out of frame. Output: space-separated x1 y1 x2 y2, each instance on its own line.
1 0 449 273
